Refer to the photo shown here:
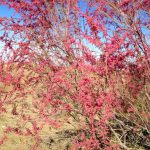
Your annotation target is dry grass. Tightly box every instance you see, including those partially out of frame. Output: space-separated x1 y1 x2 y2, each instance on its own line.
0 63 149 150
0 80 80 150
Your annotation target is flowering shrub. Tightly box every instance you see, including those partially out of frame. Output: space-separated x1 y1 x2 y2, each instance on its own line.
0 0 149 149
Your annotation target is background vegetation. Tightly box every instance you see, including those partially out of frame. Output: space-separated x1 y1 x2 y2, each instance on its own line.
0 0 150 149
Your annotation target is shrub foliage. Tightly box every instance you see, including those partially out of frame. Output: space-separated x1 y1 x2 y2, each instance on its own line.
0 0 150 149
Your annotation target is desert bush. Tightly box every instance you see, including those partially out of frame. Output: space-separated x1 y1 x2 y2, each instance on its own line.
0 0 149 149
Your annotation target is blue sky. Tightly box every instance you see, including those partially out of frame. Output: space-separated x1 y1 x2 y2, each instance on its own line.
0 2 149 35
0 5 15 18
0 1 87 18
0 2 103 56
0 2 149 53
